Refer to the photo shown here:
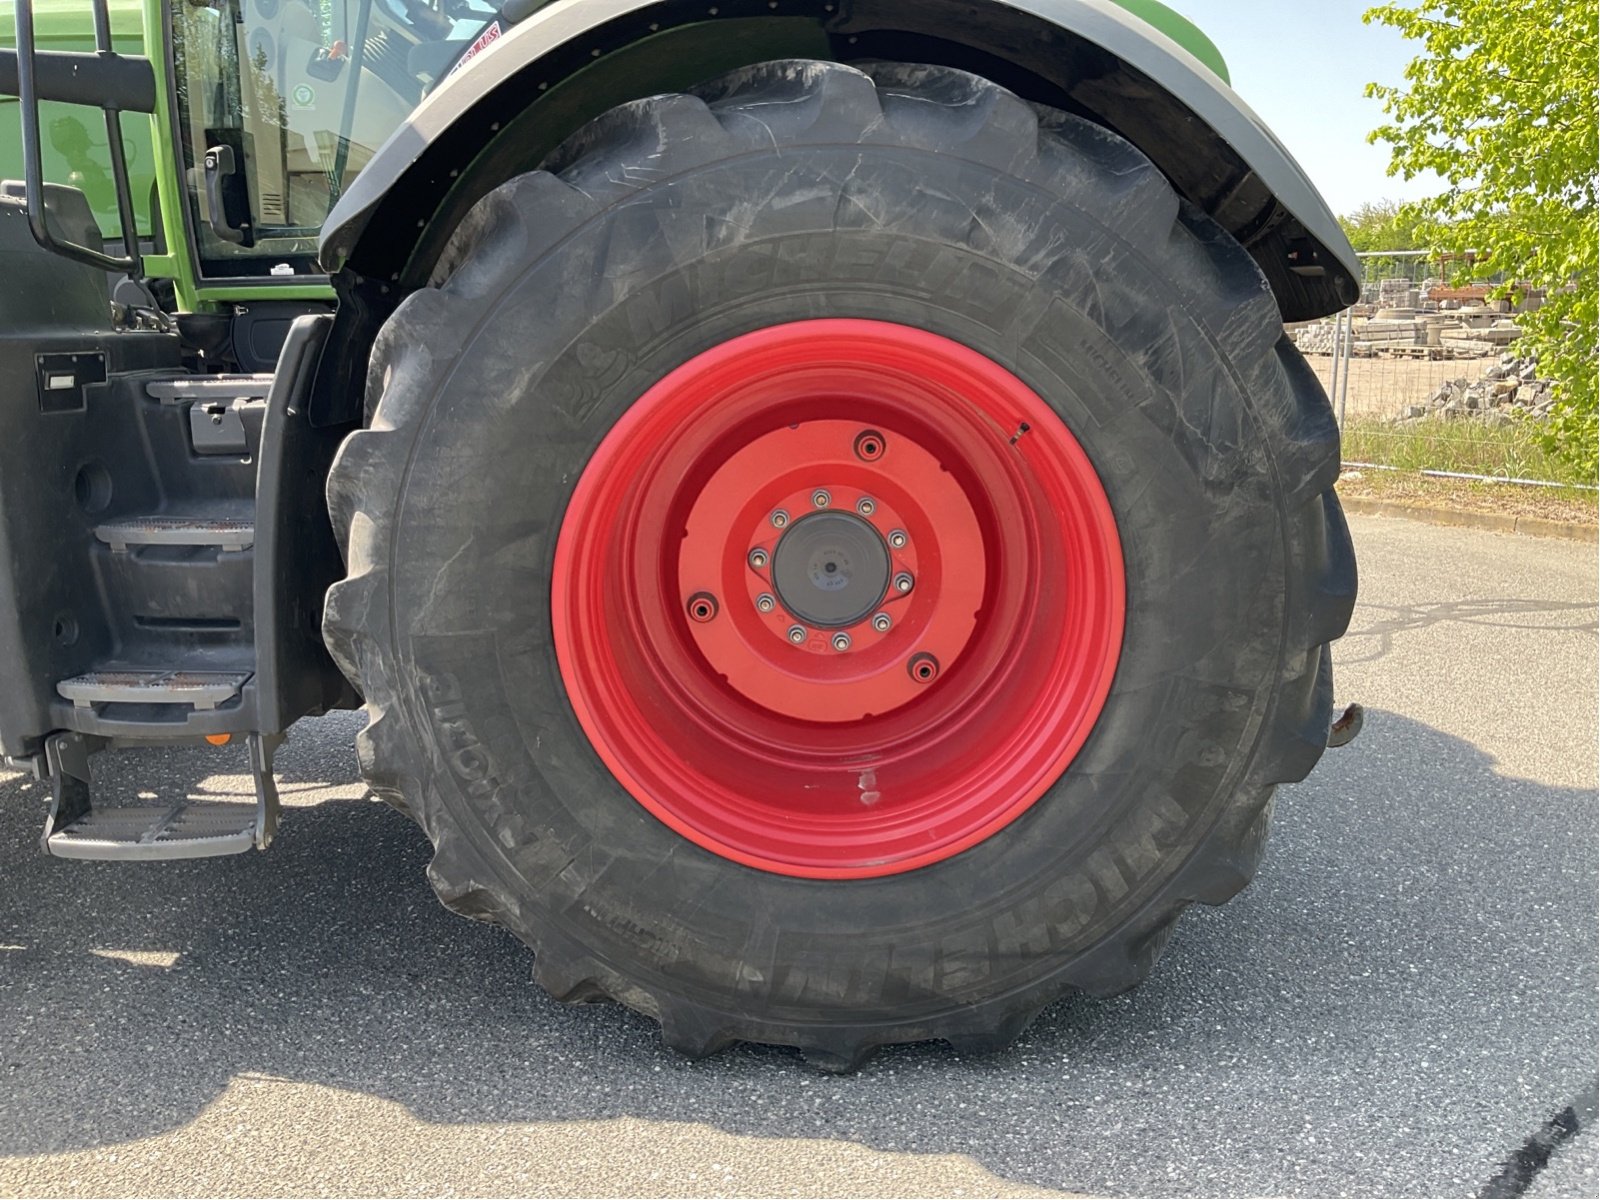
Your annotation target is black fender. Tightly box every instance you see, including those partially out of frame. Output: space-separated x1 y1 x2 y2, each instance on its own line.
311 0 1358 425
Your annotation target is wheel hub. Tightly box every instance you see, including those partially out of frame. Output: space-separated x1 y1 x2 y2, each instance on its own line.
552 319 1125 879
772 511 889 629
677 421 977 722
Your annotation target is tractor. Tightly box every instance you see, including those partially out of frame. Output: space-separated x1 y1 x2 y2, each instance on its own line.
0 0 1358 1068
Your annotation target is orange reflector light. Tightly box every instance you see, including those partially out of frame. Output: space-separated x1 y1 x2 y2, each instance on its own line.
205 734 231 746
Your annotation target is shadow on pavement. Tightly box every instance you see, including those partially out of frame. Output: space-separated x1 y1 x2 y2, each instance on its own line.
1 708 1594 1197
1337 595 1597 667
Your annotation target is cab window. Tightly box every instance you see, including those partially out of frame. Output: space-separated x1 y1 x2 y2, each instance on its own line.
171 0 482 277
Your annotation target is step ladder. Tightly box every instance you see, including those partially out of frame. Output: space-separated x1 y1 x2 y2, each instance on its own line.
95 515 255 553
26 322 342 862
40 730 282 861
57 670 252 712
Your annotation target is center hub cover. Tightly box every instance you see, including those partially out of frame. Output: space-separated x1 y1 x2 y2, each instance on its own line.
771 511 890 628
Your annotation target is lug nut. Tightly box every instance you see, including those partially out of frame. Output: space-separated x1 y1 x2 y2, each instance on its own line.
831 632 852 652
771 509 790 529
854 430 886 461
888 529 908 549
787 625 807 644
908 652 940 683
756 593 776 613
812 490 831 509
856 496 876 516
893 572 914 594
749 548 769 569
686 592 718 623
871 612 892 633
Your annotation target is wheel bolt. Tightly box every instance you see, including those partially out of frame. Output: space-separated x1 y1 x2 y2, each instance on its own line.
832 632 852 652
856 496 876 516
812 490 831 509
756 593 776 613
854 430 886 461
888 529 908 549
686 592 718 623
908 652 940 683
749 547 769 569
787 625 807 644
771 509 790 529
893 572 914 594
871 612 892 633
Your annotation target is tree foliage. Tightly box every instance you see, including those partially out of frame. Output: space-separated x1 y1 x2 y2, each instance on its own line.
1364 0 1599 476
1338 199 1431 286
1339 199 1426 254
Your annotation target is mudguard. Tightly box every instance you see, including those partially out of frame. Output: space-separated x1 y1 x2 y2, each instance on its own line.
317 0 1357 415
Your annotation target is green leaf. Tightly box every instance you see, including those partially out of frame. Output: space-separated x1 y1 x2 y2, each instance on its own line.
1362 0 1599 474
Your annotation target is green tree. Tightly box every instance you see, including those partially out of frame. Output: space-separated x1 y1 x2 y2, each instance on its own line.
1364 0 1599 476
1339 199 1430 291
1339 199 1425 253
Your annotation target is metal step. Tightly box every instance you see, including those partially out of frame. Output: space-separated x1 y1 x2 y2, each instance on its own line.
146 375 273 405
46 801 259 860
41 730 282 862
57 670 251 710
95 515 254 552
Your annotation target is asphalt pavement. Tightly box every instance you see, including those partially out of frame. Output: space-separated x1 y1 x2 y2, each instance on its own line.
1 513 1595 1199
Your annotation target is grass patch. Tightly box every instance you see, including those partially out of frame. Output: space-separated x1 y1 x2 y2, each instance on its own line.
1340 415 1593 488
1337 468 1597 525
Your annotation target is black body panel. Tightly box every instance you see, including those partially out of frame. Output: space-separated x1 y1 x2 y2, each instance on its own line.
0 197 351 758
0 200 182 755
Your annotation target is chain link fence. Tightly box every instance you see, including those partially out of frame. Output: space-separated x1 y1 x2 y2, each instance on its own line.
1289 251 1583 488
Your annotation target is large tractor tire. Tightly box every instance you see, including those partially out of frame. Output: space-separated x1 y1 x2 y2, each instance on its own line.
324 61 1355 1068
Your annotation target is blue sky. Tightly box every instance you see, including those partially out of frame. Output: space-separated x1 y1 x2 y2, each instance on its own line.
1176 0 1444 216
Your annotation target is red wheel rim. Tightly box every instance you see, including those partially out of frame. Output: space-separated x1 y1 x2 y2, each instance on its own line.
552 320 1124 878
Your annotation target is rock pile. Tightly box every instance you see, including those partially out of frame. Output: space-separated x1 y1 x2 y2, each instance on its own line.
1392 355 1555 426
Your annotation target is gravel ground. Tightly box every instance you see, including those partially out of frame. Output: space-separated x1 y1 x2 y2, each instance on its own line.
0 513 1595 1199
1529 1126 1599 1199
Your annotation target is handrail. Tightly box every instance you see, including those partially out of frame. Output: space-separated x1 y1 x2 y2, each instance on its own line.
12 0 146 275
0 48 159 110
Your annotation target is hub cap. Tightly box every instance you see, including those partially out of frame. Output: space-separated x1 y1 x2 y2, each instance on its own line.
552 319 1125 878
771 511 890 629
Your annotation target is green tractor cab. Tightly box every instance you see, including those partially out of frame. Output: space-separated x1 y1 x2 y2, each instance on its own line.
0 0 506 313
